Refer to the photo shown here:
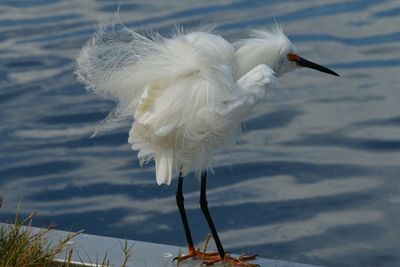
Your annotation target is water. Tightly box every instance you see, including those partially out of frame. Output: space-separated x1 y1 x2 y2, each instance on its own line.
1 1 399 266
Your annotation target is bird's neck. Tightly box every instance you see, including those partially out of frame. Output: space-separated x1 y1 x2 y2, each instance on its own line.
236 46 282 79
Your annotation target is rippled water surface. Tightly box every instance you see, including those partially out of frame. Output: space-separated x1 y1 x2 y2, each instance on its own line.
1 1 400 266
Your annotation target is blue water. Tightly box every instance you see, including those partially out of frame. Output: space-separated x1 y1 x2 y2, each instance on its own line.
1 1 400 266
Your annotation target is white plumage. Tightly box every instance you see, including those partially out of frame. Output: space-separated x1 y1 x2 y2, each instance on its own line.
76 23 335 185
235 26 298 77
76 22 339 266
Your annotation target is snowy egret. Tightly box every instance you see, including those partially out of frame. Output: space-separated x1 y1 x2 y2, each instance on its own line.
76 24 338 266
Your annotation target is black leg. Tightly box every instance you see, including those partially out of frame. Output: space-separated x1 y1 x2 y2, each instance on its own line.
176 171 194 248
200 171 225 258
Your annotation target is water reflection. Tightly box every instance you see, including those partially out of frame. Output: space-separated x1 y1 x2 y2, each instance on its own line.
222 209 383 248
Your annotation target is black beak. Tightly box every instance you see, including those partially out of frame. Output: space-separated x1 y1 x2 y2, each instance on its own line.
288 54 339 76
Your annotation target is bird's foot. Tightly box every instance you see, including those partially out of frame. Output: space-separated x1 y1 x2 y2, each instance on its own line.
174 247 258 266
201 253 258 266
174 246 220 262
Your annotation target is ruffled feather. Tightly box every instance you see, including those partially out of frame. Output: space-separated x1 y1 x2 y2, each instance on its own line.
76 24 276 184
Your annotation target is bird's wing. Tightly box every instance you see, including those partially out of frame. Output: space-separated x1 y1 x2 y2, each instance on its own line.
217 64 276 121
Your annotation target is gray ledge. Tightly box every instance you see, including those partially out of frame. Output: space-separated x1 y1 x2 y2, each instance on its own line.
1 223 323 267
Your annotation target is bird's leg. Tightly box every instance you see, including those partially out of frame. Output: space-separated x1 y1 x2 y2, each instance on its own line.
200 171 225 258
174 171 257 266
174 172 219 263
199 171 258 267
175 171 194 252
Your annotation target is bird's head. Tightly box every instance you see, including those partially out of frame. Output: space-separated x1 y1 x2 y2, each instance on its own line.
236 25 339 77
286 52 339 77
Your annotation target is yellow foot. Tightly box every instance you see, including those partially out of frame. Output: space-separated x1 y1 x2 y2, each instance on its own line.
202 253 258 266
174 246 220 262
174 246 258 266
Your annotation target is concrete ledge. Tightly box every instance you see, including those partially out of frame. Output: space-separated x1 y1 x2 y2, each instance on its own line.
1 223 323 267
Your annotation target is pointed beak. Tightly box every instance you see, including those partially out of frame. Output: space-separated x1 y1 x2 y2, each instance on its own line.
288 53 339 76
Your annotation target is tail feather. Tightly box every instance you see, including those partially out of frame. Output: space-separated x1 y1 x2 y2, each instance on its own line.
155 150 174 185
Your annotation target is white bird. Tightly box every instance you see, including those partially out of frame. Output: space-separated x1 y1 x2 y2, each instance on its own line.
76 23 338 266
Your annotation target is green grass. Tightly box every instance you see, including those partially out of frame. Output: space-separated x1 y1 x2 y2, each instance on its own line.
0 197 133 267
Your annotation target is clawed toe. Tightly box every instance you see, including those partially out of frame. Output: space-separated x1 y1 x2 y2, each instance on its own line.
175 248 221 263
176 250 258 266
